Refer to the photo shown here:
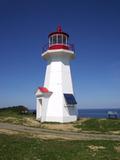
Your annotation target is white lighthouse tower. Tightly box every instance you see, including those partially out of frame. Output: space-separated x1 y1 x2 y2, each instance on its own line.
36 26 77 123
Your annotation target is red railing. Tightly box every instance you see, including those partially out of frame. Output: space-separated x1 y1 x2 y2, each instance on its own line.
42 43 75 53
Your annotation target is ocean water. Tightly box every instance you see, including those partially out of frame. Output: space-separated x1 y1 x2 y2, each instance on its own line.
30 108 120 118
78 108 120 118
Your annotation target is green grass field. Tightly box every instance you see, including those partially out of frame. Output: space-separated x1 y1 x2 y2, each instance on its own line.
0 106 37 125
0 134 120 160
1 107 120 159
74 118 120 132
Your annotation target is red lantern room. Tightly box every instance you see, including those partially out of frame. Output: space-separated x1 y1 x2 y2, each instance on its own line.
48 26 70 50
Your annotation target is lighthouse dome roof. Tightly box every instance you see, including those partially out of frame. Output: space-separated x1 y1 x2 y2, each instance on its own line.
48 26 69 38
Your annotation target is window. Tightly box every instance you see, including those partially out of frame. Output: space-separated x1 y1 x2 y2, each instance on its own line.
58 35 62 43
63 35 67 44
53 35 57 44
49 36 52 45
64 94 77 105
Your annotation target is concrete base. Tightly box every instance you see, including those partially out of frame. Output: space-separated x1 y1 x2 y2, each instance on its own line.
38 116 77 123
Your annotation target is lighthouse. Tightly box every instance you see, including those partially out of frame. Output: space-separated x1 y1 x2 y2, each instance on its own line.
36 26 77 123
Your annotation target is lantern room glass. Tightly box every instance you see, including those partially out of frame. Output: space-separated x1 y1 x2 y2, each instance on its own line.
58 35 62 43
49 34 68 46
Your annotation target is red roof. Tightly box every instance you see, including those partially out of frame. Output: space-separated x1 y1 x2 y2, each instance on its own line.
38 87 49 93
48 26 69 38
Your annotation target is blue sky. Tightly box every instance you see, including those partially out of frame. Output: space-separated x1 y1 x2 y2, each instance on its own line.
0 0 120 109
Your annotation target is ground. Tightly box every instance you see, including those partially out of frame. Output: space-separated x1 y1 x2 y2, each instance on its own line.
0 122 120 140
0 133 120 160
0 107 120 160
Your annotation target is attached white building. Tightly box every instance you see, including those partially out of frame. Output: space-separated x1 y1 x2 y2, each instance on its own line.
36 26 77 123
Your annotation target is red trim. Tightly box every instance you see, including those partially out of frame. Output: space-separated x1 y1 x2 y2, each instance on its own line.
39 87 49 93
48 44 69 50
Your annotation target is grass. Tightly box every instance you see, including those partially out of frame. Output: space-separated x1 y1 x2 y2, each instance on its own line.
0 133 120 160
1 107 120 159
74 118 120 132
0 106 31 117
0 106 37 126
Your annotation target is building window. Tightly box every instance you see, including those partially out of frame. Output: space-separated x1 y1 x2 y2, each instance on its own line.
53 35 57 44
63 35 67 44
49 36 52 45
58 35 62 43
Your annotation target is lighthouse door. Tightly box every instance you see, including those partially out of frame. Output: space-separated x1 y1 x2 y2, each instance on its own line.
39 99 42 116
38 98 42 120
36 97 42 120
39 99 42 106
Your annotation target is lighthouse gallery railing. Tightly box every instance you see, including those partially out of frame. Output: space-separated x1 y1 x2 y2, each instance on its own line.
42 43 75 53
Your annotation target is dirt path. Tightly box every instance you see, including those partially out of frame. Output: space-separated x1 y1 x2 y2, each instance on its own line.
0 122 120 141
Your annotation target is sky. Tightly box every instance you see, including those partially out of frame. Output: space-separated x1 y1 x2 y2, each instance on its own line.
0 0 120 109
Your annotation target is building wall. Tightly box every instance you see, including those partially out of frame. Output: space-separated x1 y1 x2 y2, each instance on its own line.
39 50 77 122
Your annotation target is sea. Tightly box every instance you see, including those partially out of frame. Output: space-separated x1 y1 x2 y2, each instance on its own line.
30 108 120 118
78 108 120 118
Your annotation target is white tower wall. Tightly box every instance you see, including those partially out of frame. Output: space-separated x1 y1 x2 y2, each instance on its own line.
40 49 77 122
